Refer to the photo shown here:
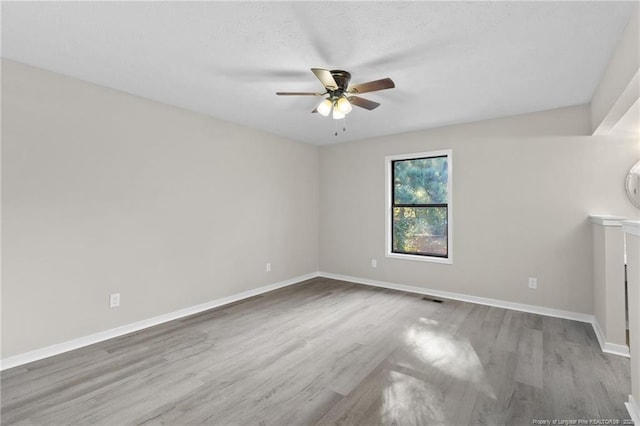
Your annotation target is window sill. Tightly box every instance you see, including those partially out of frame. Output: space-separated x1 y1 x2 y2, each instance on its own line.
386 252 453 264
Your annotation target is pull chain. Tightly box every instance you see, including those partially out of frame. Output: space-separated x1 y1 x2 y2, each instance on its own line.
333 116 347 137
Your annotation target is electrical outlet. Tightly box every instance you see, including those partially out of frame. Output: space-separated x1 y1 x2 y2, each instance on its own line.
528 277 537 289
371 259 377 268
266 262 271 272
110 293 120 308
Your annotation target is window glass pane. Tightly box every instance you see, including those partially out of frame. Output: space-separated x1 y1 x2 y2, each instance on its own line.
392 206 448 256
394 157 448 204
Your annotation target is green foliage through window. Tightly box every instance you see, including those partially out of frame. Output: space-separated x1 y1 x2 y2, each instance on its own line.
392 155 449 257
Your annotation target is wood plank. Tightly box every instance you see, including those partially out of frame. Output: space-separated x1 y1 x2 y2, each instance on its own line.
1 278 632 425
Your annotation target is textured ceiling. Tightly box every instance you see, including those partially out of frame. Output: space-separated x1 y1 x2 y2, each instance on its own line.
1 2 634 145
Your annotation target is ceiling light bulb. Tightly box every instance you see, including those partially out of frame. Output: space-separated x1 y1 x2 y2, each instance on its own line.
317 99 332 116
336 97 352 115
332 109 345 120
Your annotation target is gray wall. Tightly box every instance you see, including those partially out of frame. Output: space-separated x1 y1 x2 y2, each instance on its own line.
1 60 320 357
590 3 639 133
3 59 638 361
319 105 639 314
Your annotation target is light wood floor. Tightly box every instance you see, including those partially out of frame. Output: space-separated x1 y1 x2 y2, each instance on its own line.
1 277 632 425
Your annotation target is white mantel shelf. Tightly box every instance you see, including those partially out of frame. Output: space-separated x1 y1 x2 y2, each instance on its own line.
589 215 627 226
622 220 640 236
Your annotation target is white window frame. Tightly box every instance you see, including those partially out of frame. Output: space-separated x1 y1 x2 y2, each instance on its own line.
385 149 453 264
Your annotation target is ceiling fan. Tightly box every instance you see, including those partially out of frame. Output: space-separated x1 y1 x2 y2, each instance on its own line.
276 68 395 120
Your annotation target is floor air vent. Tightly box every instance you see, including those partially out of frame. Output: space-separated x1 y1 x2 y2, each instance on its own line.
422 297 443 303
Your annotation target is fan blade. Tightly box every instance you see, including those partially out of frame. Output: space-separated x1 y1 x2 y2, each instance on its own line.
311 108 318 113
348 96 380 111
276 92 324 96
348 78 395 94
311 68 339 90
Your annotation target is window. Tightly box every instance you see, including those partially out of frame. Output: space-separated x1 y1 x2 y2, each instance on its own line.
385 150 452 264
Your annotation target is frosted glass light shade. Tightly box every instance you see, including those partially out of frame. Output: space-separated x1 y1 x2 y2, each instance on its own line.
336 97 352 114
317 99 332 116
332 109 345 120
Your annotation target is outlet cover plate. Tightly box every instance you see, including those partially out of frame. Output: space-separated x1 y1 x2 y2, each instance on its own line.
110 293 120 308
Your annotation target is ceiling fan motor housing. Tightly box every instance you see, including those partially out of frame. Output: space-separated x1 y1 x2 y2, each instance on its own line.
329 70 351 94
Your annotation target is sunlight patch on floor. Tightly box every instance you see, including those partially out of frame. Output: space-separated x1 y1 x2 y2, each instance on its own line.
380 369 445 425
403 318 496 399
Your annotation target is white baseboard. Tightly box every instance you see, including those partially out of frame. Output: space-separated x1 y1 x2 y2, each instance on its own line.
319 272 633 358
0 272 320 371
319 272 594 322
591 318 630 358
626 395 640 425
2 270 627 370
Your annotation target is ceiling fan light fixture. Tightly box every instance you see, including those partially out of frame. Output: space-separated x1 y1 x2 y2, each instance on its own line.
335 96 352 115
317 99 332 116
276 68 395 128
